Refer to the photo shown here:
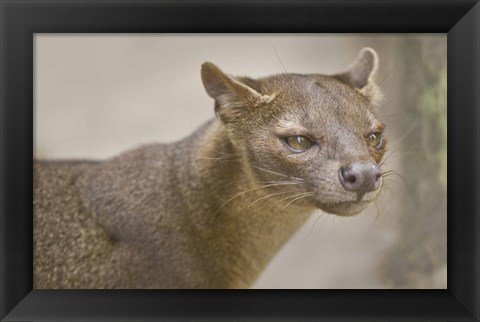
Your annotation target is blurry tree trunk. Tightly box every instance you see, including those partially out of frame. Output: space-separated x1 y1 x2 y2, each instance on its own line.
379 36 447 288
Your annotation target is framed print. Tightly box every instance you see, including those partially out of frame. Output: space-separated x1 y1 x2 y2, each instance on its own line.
1 0 479 321
32 33 448 290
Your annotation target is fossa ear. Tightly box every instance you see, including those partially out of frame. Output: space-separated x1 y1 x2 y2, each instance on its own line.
201 62 274 123
333 47 382 105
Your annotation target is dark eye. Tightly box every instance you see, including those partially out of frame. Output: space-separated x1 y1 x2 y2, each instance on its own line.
367 132 383 148
285 136 312 152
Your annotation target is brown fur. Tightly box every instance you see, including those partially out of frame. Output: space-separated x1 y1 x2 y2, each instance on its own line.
34 48 386 288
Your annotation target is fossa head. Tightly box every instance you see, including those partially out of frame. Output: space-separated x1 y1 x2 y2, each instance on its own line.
201 48 386 216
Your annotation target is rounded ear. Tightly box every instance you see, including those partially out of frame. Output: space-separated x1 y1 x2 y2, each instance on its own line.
332 48 382 105
201 62 274 123
201 62 262 100
201 62 232 99
333 47 379 89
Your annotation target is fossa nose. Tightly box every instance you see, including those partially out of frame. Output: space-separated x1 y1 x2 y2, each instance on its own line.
339 162 381 195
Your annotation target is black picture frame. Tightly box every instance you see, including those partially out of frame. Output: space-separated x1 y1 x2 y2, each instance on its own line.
1 0 478 321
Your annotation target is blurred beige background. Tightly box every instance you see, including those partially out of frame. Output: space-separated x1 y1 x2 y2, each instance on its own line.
34 34 447 289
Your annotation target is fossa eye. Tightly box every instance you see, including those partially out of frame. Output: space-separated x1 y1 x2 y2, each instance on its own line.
285 135 312 152
367 132 383 148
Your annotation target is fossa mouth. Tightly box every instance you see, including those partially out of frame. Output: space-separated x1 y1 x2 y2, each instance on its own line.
316 200 373 217
314 187 381 216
